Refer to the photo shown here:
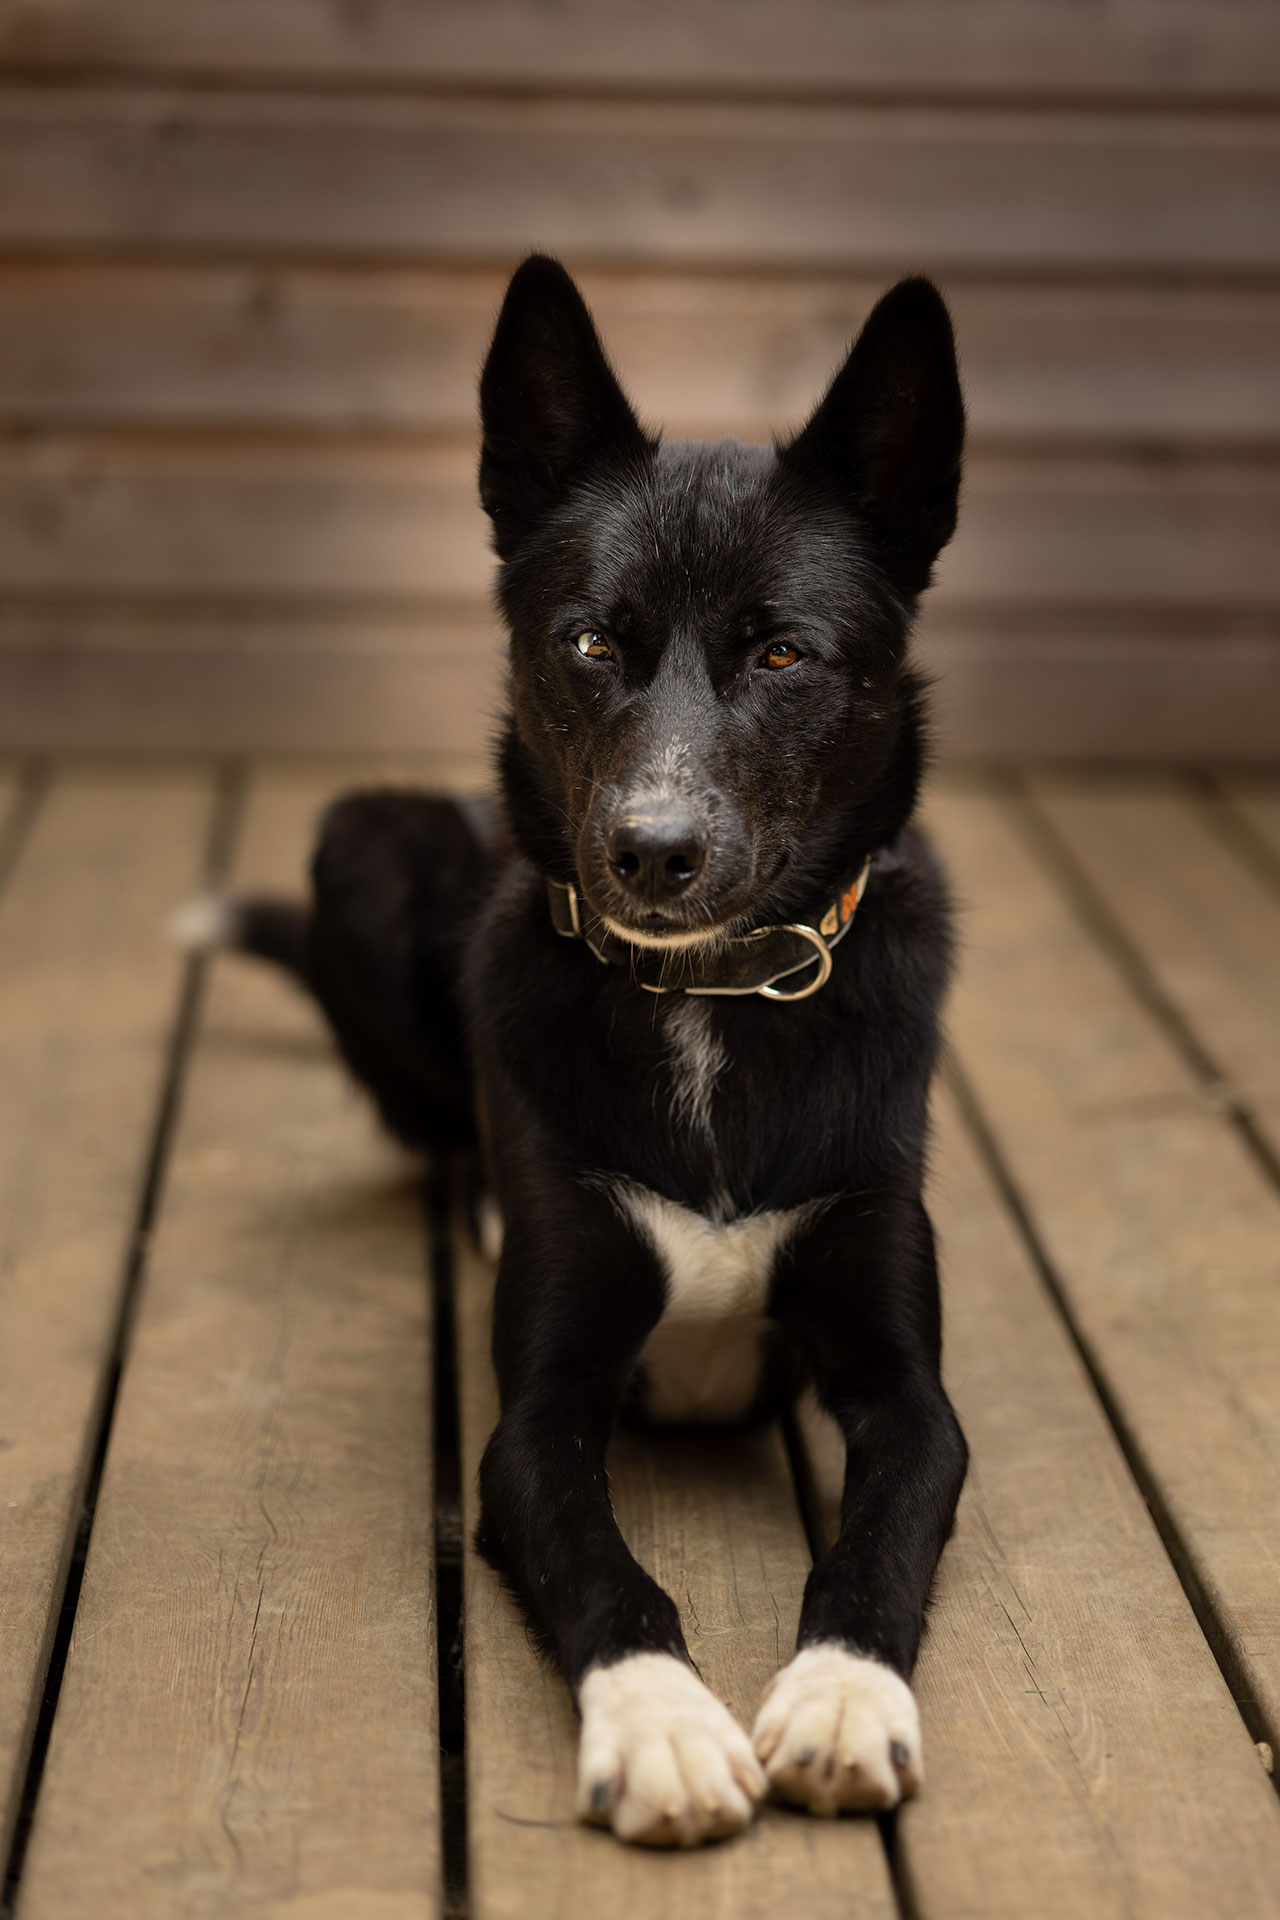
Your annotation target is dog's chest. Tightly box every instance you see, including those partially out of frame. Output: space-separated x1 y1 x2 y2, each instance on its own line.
615 1185 806 1424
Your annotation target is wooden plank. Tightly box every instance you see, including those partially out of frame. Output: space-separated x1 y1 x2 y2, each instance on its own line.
0 604 504 758
925 782 1280 1755
2 91 1279 274
18 770 440 1920
0 613 1277 762
6 267 1280 445
1222 775 1280 866
3 439 1279 610
797 1081 1280 1920
1026 771 1280 1150
0 767 214 1860
0 764 20 856
925 623 1280 761
454 1228 897 1920
3 0 1279 101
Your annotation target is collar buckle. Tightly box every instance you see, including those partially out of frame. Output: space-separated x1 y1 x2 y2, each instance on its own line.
754 924 833 1001
546 856 871 1002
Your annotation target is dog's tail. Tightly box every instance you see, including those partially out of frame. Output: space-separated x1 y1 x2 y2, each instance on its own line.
167 891 311 985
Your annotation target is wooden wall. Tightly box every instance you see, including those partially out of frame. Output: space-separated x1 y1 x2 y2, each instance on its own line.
1 1 1278 758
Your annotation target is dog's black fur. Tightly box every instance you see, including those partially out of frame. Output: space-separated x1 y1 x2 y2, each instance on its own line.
229 255 968 1830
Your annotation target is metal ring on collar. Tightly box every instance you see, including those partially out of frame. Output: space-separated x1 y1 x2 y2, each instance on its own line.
757 924 833 1001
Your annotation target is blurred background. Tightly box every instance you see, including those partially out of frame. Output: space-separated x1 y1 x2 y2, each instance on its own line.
0 0 1278 762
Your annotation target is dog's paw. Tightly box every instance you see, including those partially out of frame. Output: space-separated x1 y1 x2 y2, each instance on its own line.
577 1652 765 1847
752 1645 922 1814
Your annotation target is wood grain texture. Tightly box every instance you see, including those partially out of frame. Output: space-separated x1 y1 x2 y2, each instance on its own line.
3 0 1278 100
1027 771 1280 1152
18 771 440 1920
2 91 1279 273
453 1228 897 1920
797 1081 1280 1920
0 768 213 1861
925 782 1280 1759
3 438 1278 609
6 267 1280 445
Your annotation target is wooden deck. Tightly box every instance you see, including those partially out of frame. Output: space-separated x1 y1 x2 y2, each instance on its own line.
0 755 1276 1919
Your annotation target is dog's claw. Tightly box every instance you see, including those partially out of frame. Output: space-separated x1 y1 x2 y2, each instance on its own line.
578 1652 764 1846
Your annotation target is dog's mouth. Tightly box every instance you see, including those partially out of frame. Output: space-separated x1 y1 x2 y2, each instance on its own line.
594 908 732 953
581 849 791 952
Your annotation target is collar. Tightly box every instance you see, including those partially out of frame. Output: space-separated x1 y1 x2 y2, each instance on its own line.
546 857 872 1001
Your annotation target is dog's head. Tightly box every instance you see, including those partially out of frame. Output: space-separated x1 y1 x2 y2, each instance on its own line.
479 256 963 946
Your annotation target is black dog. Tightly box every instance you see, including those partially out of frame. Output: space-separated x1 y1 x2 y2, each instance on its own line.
200 256 968 1847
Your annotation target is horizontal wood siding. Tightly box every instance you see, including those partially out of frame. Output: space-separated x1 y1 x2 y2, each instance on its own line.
3 439 1277 605
3 93 1279 274
0 12 1277 754
3 0 1279 101
6 268 1280 443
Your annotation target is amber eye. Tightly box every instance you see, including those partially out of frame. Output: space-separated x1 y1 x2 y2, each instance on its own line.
760 641 800 670
575 631 613 660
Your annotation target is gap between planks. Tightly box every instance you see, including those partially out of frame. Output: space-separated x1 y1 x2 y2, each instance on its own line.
452 1219 898 1920
13 767 442 1920
927 773 1280 1771
1018 767 1280 1181
1 439 1279 607
5 269 1280 444
5 757 1280 1919
2 91 1279 275
0 761 229 1882
796 1077 1280 1920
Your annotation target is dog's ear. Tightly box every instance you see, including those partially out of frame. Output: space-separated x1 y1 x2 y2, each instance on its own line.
479 255 651 560
783 278 964 597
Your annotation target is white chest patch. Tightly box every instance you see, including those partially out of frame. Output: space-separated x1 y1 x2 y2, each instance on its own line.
663 998 727 1144
614 1183 817 1424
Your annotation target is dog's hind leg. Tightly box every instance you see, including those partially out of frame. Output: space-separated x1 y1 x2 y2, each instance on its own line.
178 788 489 1157
757 1190 967 1814
476 1169 766 1846
306 790 488 1153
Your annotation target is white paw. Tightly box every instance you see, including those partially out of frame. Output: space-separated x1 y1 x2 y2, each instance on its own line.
476 1192 505 1262
753 1645 922 1814
165 892 236 952
577 1652 765 1847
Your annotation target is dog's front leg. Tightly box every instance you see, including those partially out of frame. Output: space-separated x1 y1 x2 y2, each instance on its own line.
757 1191 967 1815
476 1183 765 1846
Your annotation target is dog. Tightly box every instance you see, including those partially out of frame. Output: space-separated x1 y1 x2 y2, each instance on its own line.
195 255 969 1848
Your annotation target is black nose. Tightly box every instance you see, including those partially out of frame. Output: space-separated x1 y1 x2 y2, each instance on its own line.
605 812 707 902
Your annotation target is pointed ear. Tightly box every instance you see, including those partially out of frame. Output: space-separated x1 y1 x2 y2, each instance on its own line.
782 278 964 597
479 255 651 560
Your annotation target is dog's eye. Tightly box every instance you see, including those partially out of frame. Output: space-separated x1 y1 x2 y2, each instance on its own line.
574 631 613 660
760 641 801 671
